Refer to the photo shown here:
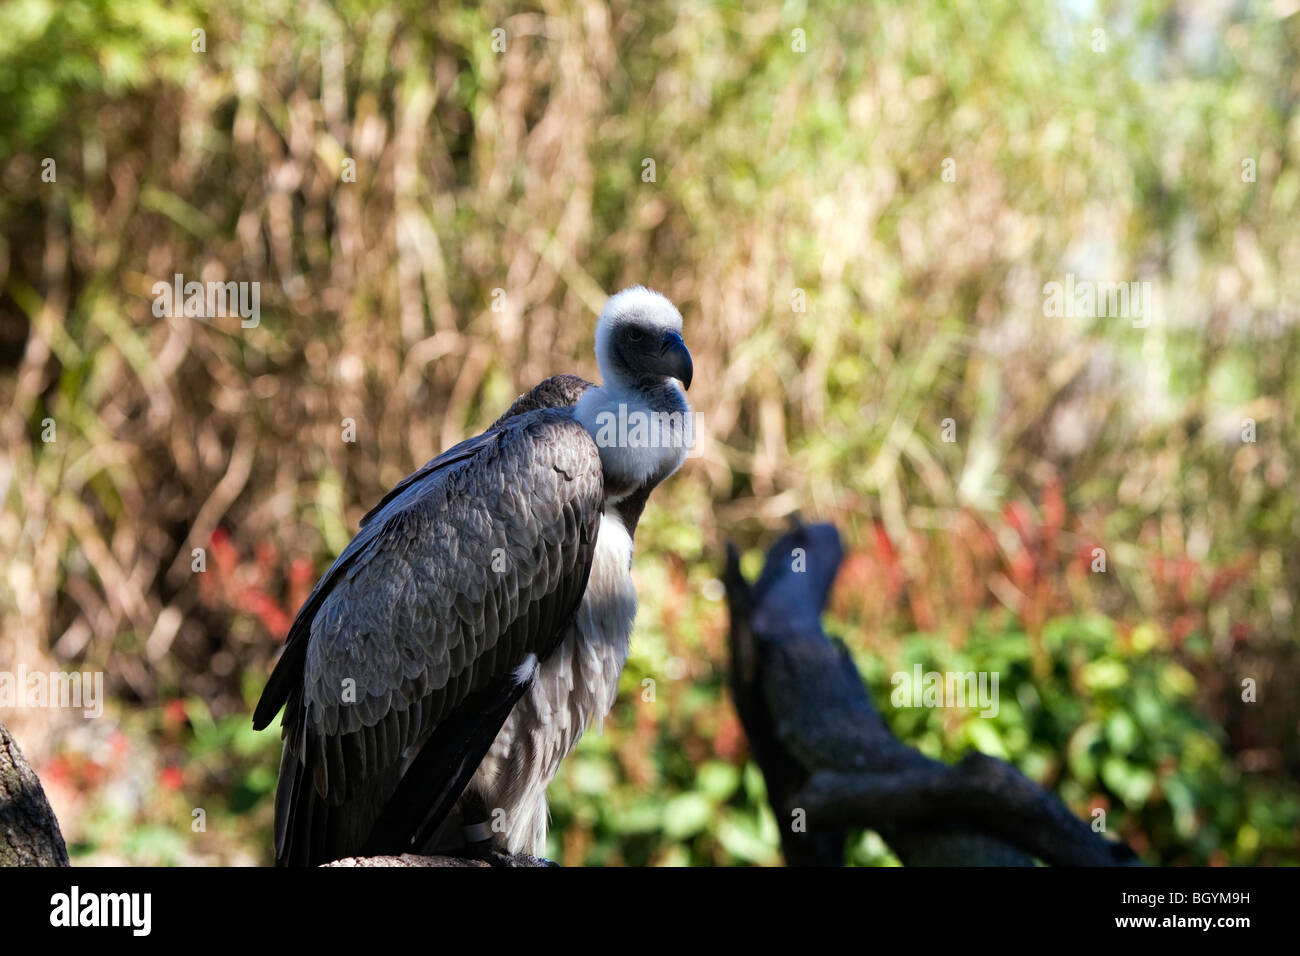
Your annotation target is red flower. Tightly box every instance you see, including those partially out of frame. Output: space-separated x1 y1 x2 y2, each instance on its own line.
163 698 188 727
159 766 184 791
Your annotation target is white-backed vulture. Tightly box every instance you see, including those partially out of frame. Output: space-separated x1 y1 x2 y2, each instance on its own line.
253 287 693 865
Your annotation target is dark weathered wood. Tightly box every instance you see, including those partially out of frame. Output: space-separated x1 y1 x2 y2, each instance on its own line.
0 718 70 867
725 521 1138 867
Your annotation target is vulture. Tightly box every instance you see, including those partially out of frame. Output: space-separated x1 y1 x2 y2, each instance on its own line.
253 286 693 865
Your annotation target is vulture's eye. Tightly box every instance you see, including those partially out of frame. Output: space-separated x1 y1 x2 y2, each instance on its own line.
626 327 645 343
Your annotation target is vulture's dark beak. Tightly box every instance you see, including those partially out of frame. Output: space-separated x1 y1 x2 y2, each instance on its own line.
658 329 693 391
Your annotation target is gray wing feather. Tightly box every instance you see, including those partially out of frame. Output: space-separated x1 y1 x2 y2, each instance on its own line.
255 407 603 864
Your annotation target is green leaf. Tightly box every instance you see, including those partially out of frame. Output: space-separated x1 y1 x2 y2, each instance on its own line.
662 793 714 840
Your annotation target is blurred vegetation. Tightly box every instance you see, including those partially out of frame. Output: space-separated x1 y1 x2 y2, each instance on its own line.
1 0 1297 865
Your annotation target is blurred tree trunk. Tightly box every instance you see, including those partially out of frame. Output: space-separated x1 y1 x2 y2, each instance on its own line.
0 718 70 866
725 522 1138 867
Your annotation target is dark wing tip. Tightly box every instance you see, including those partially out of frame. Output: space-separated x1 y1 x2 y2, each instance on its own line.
253 640 306 730
251 700 277 732
252 682 284 731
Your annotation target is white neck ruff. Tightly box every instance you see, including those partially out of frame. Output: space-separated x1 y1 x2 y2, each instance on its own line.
574 382 691 492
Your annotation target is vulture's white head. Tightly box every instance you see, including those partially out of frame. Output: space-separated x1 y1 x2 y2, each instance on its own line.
576 286 693 493
593 286 692 393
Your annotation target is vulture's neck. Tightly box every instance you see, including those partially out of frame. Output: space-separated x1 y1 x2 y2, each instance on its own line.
574 378 691 504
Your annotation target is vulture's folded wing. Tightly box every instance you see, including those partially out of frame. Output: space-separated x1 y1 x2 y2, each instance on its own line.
252 408 603 865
